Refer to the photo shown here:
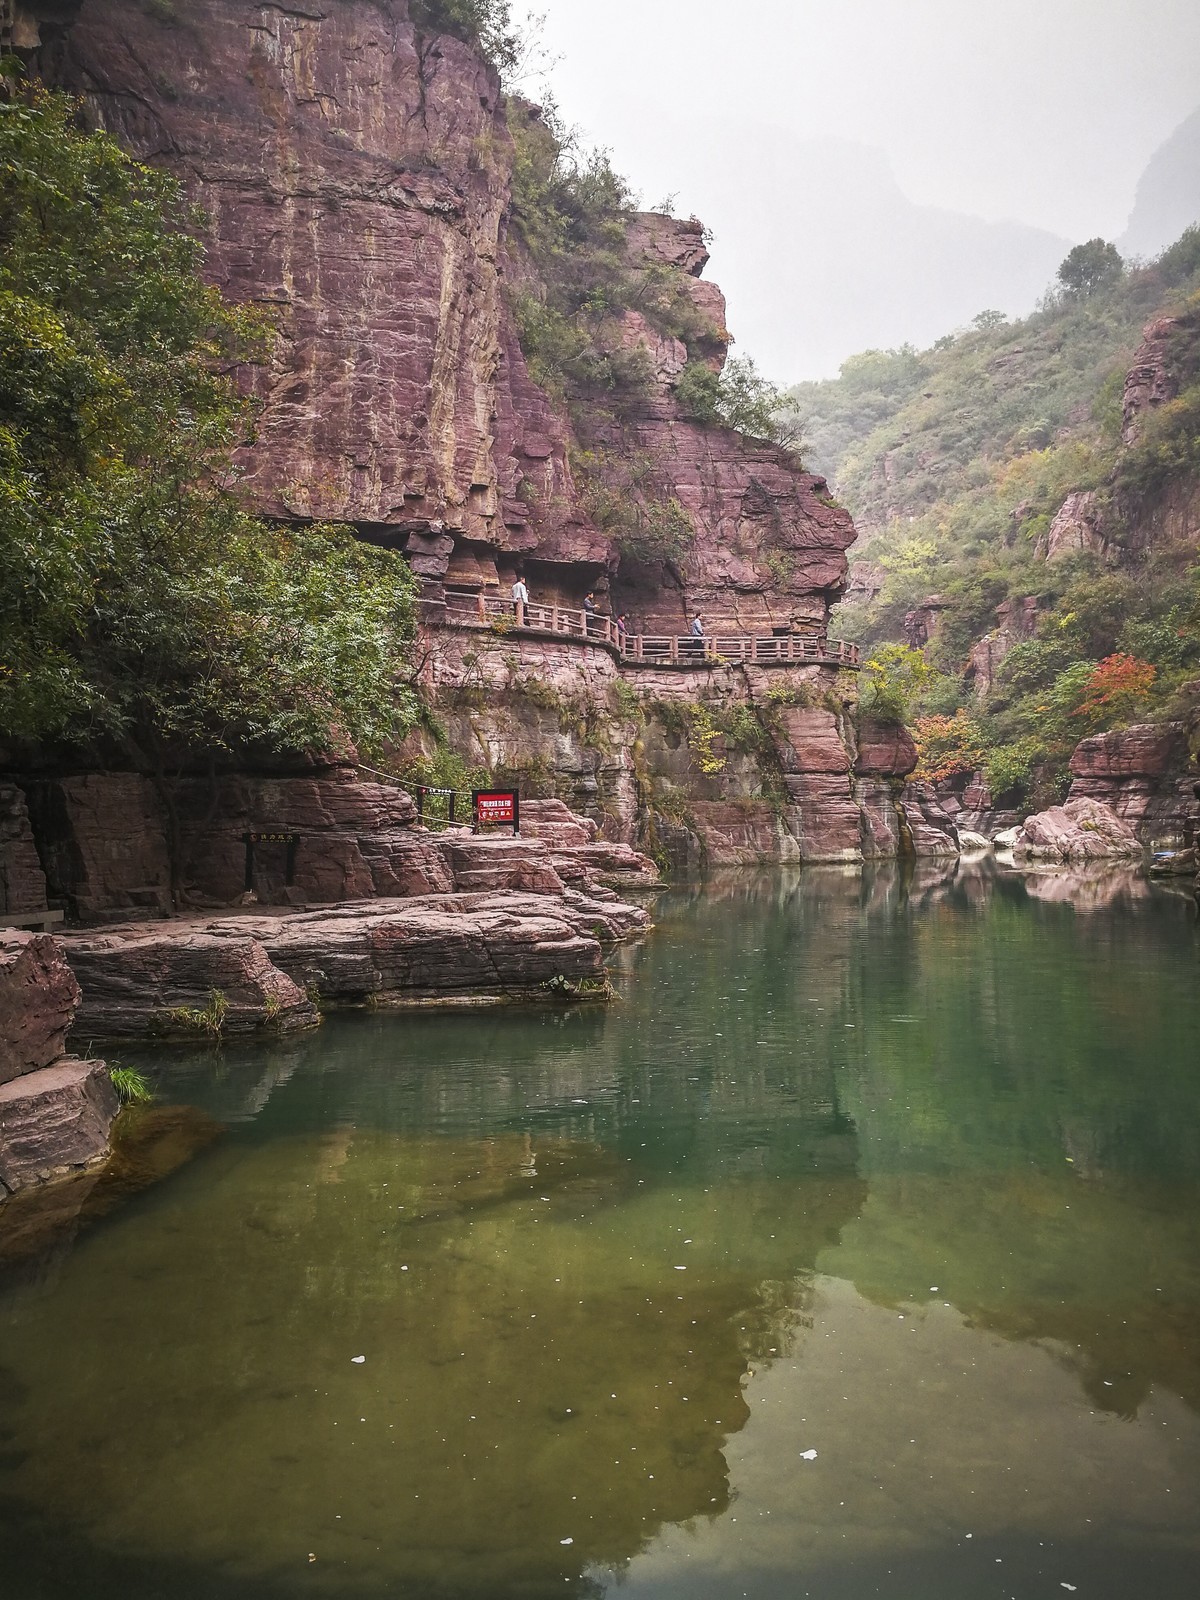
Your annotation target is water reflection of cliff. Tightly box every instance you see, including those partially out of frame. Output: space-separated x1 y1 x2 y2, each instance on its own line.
4 862 1199 1598
0 1122 865 1598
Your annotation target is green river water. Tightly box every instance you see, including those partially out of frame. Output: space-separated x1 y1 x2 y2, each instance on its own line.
2 861 1199 1599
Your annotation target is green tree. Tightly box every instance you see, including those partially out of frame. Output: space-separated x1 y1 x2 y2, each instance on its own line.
1057 238 1124 297
859 643 933 723
0 89 418 814
674 356 798 447
409 1 519 72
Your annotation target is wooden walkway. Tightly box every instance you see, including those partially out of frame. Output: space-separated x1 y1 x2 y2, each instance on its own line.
440 596 860 670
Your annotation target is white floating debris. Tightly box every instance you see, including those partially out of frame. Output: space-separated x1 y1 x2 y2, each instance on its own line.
800 1449 818 1461
674 1265 687 1271
1061 1587 1077 1593
560 1537 574 1546
351 1356 366 1364
930 1286 939 1292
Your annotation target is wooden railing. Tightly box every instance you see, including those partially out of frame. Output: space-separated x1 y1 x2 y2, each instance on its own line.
438 595 860 669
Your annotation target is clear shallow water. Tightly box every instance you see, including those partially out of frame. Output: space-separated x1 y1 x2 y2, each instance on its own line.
2 861 1200 1600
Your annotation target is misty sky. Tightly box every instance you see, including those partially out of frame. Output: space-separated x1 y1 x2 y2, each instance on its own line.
530 0 1200 378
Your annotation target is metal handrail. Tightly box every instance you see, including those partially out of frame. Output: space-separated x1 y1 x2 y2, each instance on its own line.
437 596 860 669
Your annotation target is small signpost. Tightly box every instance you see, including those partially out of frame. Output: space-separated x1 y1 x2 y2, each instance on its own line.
243 831 299 892
472 789 520 835
416 785 457 824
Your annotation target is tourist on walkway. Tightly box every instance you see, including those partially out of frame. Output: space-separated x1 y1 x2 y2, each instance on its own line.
583 591 598 635
689 613 705 657
511 574 529 614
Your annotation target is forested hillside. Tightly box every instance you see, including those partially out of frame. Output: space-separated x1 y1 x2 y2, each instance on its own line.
790 231 1200 806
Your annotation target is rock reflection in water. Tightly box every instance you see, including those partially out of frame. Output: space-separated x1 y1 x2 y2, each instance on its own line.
2 864 1199 1600
0 1103 223 1287
0 1123 864 1596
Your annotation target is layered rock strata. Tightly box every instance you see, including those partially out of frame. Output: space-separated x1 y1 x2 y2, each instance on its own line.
40 0 855 631
13 768 657 920
38 803 658 1034
1012 798 1142 863
0 783 50 922
1066 722 1200 849
419 628 958 865
0 931 118 1196
62 882 648 1038
7 2 998 870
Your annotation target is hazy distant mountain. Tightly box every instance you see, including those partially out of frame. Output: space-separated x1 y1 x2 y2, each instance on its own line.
1119 105 1200 261
688 132 1072 381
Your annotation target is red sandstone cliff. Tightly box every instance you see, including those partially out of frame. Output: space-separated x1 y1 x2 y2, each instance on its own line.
36 0 854 630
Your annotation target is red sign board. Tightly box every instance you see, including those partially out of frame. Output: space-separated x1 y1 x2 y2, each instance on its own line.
473 789 520 834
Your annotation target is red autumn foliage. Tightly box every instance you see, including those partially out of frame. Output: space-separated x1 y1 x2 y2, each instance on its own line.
913 711 988 784
1074 653 1156 723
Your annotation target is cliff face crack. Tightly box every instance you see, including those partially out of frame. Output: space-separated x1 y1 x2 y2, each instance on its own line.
259 4 329 21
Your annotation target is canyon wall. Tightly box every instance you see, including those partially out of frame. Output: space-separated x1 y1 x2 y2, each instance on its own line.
38 0 854 627
9 0 952 874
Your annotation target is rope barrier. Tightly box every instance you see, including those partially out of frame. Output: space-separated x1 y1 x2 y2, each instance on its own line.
353 764 483 830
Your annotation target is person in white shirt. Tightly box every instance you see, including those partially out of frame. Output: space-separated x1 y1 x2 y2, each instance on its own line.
511 576 529 607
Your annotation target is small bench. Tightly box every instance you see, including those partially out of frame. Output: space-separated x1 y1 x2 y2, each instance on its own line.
0 909 65 933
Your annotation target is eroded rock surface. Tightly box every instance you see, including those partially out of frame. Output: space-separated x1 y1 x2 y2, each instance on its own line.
23 0 884 864
1122 313 1192 445
0 930 116 1197
1067 722 1200 848
1037 490 1110 562
21 773 172 921
64 930 317 1041
44 0 855 632
1013 797 1142 862
0 783 49 918
0 1060 118 1196
61 881 649 1037
0 932 80 1087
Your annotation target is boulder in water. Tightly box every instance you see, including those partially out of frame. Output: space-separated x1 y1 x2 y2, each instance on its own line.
1012 798 1141 863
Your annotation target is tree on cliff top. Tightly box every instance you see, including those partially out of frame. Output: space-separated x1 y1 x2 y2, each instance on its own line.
0 87 418 776
1057 238 1124 298
410 0 520 72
